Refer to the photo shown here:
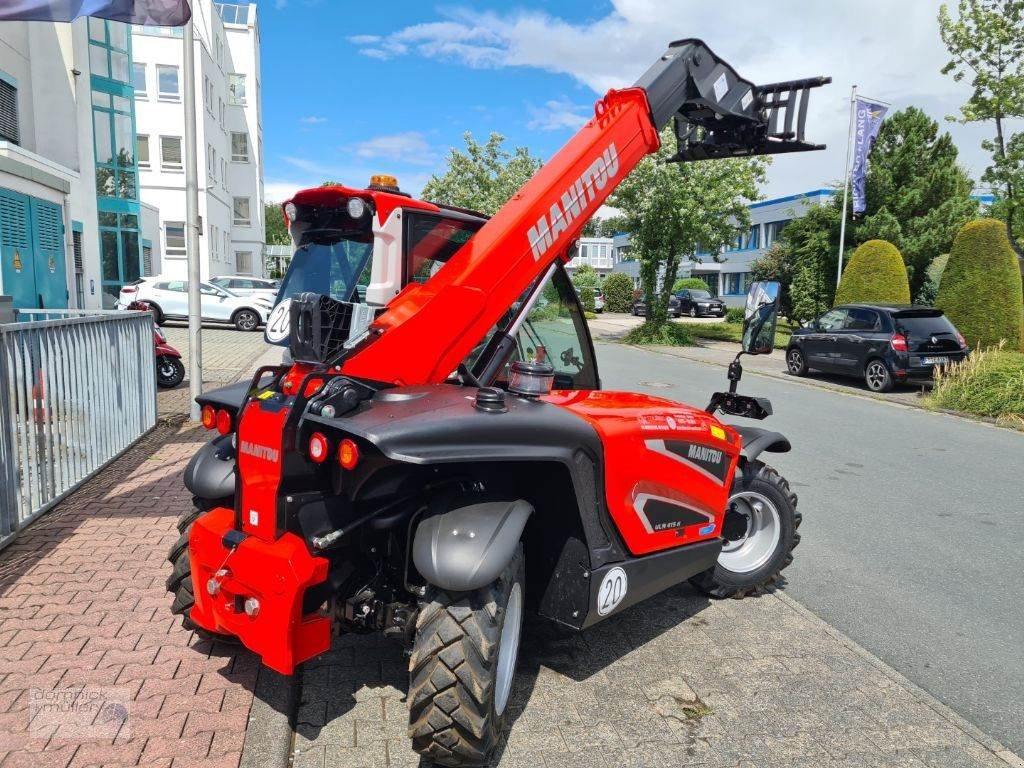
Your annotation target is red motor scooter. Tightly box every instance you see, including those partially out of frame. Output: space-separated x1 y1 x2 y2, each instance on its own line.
126 301 185 388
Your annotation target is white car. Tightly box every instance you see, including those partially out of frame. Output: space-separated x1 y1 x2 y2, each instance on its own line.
118 277 273 332
209 275 279 302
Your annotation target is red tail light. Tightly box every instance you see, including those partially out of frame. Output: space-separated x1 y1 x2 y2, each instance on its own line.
201 405 216 430
216 409 233 435
121 286 137 294
890 333 908 352
338 439 360 470
308 432 329 463
955 330 967 348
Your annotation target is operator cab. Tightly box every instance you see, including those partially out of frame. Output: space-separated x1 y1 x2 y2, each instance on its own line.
266 175 488 345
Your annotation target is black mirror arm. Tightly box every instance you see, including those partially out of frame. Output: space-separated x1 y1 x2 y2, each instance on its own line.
727 352 745 393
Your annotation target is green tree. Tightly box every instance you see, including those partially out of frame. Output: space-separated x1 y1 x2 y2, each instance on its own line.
834 240 911 305
939 0 1024 246
936 218 1023 349
779 202 843 322
421 132 543 215
265 201 289 246
601 272 634 312
571 263 598 312
856 107 979 299
609 126 767 328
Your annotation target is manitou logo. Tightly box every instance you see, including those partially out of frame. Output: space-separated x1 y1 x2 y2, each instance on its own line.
240 440 280 463
527 143 620 260
687 444 723 465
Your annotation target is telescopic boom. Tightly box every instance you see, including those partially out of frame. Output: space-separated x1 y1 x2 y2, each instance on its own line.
340 39 830 386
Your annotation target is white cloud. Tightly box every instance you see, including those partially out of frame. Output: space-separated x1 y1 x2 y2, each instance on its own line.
275 155 433 196
527 99 590 131
300 116 328 125
353 132 435 166
350 1 1022 198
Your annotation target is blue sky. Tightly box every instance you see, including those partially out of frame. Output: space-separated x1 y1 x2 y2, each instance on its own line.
259 0 1017 206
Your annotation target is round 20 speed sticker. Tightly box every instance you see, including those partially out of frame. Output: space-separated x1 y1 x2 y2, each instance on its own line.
264 299 291 343
596 566 628 616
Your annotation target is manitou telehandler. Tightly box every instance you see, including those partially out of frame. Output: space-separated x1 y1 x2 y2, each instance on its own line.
167 39 829 766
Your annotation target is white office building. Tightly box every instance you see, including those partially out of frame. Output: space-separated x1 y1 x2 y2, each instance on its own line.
0 17 161 310
565 237 617 278
131 0 264 281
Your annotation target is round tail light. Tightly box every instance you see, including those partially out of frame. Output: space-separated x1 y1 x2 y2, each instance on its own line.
215 409 232 435
338 438 360 470
308 432 329 463
201 405 216 430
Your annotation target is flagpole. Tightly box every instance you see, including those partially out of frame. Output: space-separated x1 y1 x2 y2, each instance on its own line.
183 18 203 421
836 85 857 288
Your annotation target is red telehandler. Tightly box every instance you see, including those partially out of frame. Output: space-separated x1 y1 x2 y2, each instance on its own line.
168 39 829 765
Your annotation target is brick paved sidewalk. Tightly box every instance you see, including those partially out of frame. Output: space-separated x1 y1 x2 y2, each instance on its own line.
0 424 259 768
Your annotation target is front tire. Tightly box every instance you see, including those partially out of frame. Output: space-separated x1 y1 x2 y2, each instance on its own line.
786 347 808 376
408 547 525 767
156 355 185 388
690 462 800 599
233 309 260 332
166 498 238 643
689 307 697 318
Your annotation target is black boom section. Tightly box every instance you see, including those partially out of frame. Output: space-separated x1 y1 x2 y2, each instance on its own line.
634 38 830 162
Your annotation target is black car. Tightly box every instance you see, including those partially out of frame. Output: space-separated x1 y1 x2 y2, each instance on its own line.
786 304 969 392
632 294 683 318
675 288 726 317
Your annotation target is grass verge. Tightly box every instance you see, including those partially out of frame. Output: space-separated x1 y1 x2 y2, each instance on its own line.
686 321 793 349
927 344 1024 428
623 322 695 346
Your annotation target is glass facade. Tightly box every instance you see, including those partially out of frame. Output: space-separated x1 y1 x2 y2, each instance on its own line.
90 19 142 308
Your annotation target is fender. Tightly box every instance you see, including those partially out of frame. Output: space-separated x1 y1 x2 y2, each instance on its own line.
413 498 533 592
183 433 236 501
733 425 791 464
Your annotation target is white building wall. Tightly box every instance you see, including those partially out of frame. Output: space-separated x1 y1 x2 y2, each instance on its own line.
132 0 264 282
0 18 106 309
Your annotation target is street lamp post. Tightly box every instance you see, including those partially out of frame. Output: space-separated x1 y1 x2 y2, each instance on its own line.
183 18 202 421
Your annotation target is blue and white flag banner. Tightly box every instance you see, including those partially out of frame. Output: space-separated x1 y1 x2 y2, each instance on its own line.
0 0 190 25
850 97 888 215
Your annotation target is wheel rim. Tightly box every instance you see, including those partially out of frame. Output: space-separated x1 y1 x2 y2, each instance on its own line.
787 350 803 373
718 492 781 574
494 582 522 717
689 308 696 317
238 312 257 330
158 359 177 380
866 362 887 390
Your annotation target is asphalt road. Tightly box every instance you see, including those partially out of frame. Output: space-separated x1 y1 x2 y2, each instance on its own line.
594 340 1024 754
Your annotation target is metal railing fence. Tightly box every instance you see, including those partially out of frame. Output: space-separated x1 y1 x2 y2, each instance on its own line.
0 309 157 549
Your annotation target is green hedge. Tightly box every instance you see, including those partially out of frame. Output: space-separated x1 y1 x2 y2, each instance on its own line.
602 272 634 313
834 239 911 306
672 277 710 293
935 219 1023 351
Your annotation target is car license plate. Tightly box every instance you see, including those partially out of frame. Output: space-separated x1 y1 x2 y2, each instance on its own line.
921 356 949 366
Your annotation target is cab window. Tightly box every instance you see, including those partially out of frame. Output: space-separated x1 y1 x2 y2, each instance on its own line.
403 212 482 285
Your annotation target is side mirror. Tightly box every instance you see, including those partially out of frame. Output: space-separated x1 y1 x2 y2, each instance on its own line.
741 281 781 355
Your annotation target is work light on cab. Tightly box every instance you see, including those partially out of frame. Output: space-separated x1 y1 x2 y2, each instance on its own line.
368 174 400 193
346 198 366 218
308 432 330 464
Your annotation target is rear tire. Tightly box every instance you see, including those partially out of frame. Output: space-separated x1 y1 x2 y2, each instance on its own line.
864 358 893 392
689 462 800 599
166 497 238 643
408 547 525 767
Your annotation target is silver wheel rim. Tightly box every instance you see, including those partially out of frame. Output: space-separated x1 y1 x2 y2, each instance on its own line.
158 360 177 380
238 312 257 331
690 308 696 317
787 350 802 373
718 492 781 574
494 582 522 717
866 362 887 390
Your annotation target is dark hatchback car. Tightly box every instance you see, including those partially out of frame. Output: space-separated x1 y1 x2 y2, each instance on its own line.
786 304 969 392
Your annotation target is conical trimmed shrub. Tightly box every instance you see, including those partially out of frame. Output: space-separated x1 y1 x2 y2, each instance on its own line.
936 219 1023 350
834 239 911 306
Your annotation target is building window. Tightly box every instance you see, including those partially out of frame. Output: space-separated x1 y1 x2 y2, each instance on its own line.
207 145 216 179
137 134 150 168
235 251 253 274
142 242 153 275
166 221 186 256
93 89 137 200
219 98 225 127
0 79 18 144
132 62 147 96
229 132 250 163
228 73 246 105
233 196 251 226
157 65 179 99
723 272 751 296
89 19 131 83
160 136 182 171
763 219 790 247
